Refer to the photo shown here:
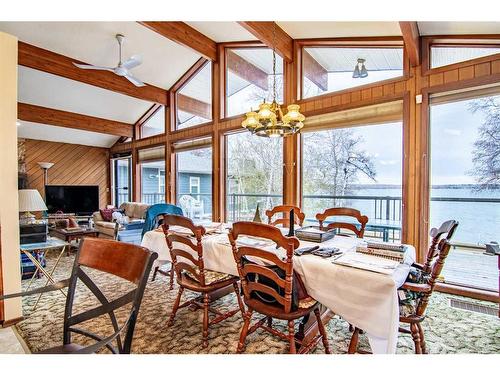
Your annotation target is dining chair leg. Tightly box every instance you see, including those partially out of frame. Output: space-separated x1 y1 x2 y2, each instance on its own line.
288 320 296 354
202 293 210 348
410 323 422 354
151 266 158 282
232 281 245 315
267 317 273 328
237 308 253 354
314 308 331 354
168 286 184 327
417 322 426 354
168 263 174 290
348 327 360 354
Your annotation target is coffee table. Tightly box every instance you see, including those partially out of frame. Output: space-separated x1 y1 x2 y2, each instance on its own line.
49 227 99 247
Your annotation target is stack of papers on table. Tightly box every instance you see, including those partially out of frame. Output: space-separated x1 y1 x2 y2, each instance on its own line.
333 251 399 275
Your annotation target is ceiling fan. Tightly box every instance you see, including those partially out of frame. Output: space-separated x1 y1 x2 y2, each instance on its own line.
73 34 145 87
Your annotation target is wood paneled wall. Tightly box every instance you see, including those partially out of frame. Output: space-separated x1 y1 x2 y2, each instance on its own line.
21 139 110 208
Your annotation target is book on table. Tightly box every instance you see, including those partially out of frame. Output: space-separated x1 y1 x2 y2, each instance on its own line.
356 241 409 263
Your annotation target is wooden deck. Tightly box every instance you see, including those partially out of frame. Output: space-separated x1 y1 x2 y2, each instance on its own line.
442 246 499 292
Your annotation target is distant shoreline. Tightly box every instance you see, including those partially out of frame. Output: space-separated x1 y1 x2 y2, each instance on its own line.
352 184 500 190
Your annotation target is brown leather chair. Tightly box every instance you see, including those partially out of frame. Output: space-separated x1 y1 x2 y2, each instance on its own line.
265 205 305 228
348 220 459 354
316 207 368 238
228 221 330 354
1 237 157 354
162 214 244 348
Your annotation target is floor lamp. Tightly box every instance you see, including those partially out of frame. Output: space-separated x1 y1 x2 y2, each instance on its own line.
37 162 54 196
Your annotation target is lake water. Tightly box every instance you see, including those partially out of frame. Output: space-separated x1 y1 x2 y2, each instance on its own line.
303 186 500 245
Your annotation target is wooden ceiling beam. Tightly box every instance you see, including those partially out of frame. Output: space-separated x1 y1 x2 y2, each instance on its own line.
177 93 211 119
138 22 218 61
18 41 168 105
238 22 293 62
226 49 269 91
18 103 133 138
399 22 421 67
303 50 328 91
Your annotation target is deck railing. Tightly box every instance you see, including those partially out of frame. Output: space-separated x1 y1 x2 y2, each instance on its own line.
119 191 498 245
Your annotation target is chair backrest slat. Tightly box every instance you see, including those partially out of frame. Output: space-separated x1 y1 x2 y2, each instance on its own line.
315 207 368 238
229 222 299 314
265 205 306 228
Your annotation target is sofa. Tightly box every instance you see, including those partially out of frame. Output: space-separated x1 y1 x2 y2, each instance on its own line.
92 202 150 238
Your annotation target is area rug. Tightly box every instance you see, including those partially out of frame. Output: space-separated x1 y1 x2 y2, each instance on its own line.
14 253 500 354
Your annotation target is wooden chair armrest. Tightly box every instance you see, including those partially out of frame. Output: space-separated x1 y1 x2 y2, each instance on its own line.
410 262 424 270
401 282 431 293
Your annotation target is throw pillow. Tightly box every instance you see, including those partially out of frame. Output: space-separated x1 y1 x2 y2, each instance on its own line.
100 208 116 222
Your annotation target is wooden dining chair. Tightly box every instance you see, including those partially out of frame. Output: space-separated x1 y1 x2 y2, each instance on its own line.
316 207 368 238
265 205 306 228
228 221 330 354
1 237 157 354
162 214 244 348
348 220 459 354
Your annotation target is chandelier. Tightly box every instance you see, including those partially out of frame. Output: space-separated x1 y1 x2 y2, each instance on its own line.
241 25 305 138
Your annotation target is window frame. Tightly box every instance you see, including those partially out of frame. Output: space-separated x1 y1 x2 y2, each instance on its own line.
295 37 408 101
136 104 165 140
171 136 214 217
171 57 213 132
222 42 287 120
223 129 285 223
421 35 500 76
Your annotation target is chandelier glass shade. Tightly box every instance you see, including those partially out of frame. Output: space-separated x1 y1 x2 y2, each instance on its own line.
241 24 305 138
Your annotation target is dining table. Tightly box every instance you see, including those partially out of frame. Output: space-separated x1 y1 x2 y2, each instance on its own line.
141 222 415 354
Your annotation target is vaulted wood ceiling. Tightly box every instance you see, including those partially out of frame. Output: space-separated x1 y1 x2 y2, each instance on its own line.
0 21 497 147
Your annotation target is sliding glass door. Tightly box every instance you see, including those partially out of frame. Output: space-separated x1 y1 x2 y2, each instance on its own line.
429 91 500 292
111 156 132 207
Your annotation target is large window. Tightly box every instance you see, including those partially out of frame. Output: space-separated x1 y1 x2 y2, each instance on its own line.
226 48 283 117
302 47 404 99
430 46 500 69
141 106 165 138
226 132 283 222
141 161 165 205
176 144 212 221
302 121 403 242
429 91 500 292
138 146 165 205
176 61 212 130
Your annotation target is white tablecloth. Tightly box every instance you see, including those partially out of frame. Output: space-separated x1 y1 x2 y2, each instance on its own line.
141 229 414 354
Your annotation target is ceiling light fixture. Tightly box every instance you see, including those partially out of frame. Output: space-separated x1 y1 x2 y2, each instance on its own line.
241 24 305 138
352 58 368 79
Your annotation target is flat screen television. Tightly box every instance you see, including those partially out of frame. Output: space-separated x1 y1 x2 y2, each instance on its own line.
45 185 99 216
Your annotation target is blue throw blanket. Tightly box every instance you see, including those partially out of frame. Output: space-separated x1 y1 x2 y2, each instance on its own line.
141 203 183 238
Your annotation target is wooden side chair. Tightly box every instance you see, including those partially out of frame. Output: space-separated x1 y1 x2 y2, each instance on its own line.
265 205 306 228
316 207 368 238
228 221 330 354
162 214 244 348
348 220 459 354
1 237 157 354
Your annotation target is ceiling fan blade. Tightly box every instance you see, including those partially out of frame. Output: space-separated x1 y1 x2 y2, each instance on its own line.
124 73 146 87
73 62 114 72
122 55 142 70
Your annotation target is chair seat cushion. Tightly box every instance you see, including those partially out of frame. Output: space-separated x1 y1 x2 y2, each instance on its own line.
245 297 318 320
183 269 233 285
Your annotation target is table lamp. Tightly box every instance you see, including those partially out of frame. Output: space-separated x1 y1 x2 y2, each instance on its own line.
19 189 48 224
